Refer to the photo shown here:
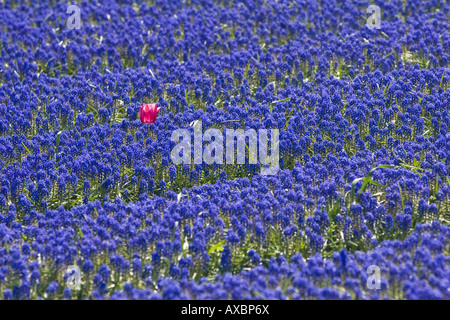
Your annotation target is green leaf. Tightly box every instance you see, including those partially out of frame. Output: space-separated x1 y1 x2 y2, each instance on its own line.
21 142 32 155
337 33 346 42
366 179 385 188
76 227 84 239
375 164 396 169
349 165 396 203
399 162 424 173
87 104 98 117
284 108 294 129
251 56 260 64
435 175 440 195
271 97 291 104
383 80 392 97
208 240 225 255
270 97 291 113
329 196 342 220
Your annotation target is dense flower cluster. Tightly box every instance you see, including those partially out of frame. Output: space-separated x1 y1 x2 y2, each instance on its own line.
0 0 448 299
88 222 450 300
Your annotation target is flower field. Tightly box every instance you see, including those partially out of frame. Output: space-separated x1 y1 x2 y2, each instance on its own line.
0 0 449 300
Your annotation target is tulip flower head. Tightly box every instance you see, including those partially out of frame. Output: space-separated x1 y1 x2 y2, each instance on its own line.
140 103 160 124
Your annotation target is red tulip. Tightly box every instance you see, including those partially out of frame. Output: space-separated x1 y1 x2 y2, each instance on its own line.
140 103 160 124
